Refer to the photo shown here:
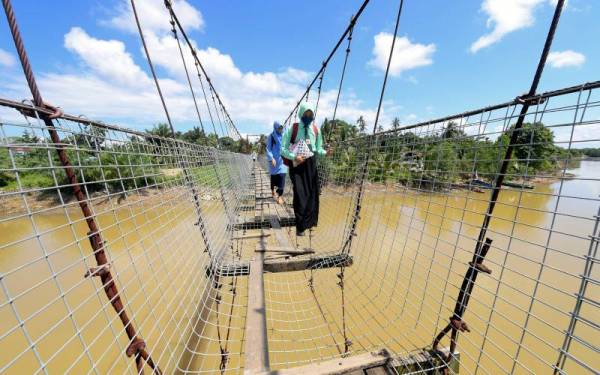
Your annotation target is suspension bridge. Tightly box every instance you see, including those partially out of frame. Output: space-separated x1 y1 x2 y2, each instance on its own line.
1 0 599 374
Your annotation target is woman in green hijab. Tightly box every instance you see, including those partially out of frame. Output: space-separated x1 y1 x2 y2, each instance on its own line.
281 102 330 236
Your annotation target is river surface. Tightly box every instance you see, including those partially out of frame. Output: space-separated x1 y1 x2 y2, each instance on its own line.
1 161 599 374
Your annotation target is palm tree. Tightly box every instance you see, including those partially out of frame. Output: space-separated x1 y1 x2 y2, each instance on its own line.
147 123 173 138
441 121 465 139
392 117 400 131
357 116 366 134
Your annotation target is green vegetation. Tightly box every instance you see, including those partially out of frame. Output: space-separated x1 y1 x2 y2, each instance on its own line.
148 124 253 153
2 119 599 195
0 125 250 194
320 118 594 188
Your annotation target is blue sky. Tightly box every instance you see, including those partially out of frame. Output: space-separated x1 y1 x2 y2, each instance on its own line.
0 0 597 138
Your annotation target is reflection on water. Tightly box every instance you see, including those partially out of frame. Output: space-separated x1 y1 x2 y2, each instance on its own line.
1 161 599 373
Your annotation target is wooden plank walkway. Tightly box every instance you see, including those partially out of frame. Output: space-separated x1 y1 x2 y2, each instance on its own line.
261 350 392 375
241 166 456 374
244 234 269 373
232 167 296 230
251 348 458 375
244 166 293 374
207 253 353 277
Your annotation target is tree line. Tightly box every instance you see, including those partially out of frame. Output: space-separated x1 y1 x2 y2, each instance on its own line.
0 124 247 194
317 117 595 188
1 118 599 194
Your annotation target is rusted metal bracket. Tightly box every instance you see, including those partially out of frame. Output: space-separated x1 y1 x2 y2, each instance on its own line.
126 337 147 357
84 264 110 278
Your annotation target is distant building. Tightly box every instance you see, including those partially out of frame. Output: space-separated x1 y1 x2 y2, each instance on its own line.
10 146 32 156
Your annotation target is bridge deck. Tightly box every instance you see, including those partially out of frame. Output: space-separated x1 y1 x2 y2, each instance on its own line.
244 165 295 373
232 167 296 230
241 165 450 374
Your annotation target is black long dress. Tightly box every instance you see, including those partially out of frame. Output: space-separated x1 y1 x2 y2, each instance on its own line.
289 156 319 233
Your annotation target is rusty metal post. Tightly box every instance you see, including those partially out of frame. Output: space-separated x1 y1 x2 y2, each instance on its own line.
2 0 161 373
432 1 565 369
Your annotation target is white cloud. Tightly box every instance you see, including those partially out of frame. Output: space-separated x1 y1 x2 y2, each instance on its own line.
64 27 152 88
547 50 585 68
470 0 560 53
0 48 15 67
368 33 435 77
107 0 203 34
0 1 390 137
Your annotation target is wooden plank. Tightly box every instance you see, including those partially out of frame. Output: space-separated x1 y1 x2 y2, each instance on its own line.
260 350 391 375
244 249 269 373
255 246 314 255
264 253 353 273
233 233 271 240
244 169 271 373
208 254 353 276
248 348 459 375
365 366 392 375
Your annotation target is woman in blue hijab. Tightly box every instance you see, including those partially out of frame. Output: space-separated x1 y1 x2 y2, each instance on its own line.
266 121 288 204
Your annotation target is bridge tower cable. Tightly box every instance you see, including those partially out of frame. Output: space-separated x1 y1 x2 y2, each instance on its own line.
325 20 354 145
164 7 235 226
163 0 242 140
284 0 371 126
130 0 217 260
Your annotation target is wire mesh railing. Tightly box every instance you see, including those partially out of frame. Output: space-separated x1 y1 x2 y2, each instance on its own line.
291 81 600 374
1 85 600 374
2 0 599 373
0 99 253 373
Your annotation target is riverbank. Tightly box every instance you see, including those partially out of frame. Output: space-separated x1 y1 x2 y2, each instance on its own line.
0 168 581 217
0 185 222 218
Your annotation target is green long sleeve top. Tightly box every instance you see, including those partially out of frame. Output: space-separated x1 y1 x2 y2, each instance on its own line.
280 101 326 161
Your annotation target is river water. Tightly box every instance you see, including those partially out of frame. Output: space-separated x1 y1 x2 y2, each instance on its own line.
1 161 599 374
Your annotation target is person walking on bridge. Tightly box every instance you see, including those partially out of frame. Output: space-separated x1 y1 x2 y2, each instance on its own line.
266 121 288 204
281 102 330 236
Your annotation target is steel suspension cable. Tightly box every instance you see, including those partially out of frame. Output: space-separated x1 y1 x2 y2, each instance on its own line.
326 21 355 144
163 0 241 140
313 67 326 123
164 7 234 225
194 63 220 141
284 0 371 125
210 87 226 139
169 15 206 139
130 0 213 259
342 0 405 256
328 1 404 360
204 87 225 147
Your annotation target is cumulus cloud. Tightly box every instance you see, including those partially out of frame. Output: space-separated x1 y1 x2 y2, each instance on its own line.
106 0 203 34
0 1 402 136
64 27 152 88
0 48 15 67
470 0 559 53
547 50 585 68
368 33 435 77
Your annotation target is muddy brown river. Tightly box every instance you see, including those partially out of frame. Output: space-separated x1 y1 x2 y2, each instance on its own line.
1 161 599 374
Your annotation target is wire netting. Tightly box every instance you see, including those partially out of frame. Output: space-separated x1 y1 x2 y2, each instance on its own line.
1 0 599 373
0 103 253 373
2 82 599 374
